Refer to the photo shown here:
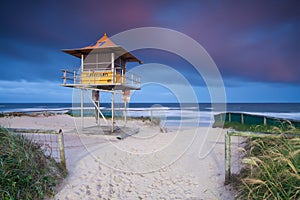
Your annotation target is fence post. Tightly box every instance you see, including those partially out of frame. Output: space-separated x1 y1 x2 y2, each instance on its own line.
264 116 267 126
225 131 231 185
150 109 153 124
58 129 66 170
241 113 244 124
229 112 231 122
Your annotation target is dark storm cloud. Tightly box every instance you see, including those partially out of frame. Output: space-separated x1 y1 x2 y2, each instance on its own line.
188 1 300 83
0 0 299 84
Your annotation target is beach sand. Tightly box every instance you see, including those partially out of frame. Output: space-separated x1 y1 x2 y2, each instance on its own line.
0 114 239 199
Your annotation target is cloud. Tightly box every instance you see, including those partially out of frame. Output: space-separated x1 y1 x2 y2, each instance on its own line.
2 1 300 84
0 80 72 102
0 37 80 82
0 0 300 103
164 1 300 83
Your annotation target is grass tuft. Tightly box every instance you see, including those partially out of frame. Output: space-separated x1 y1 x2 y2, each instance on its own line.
0 127 66 200
231 123 300 200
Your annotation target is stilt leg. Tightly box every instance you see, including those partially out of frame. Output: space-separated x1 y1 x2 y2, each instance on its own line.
111 90 114 133
124 101 127 127
81 89 84 130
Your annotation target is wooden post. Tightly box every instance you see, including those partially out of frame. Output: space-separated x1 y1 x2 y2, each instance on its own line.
264 116 267 126
111 52 115 83
241 113 244 124
81 54 84 72
98 92 100 125
229 112 231 122
124 101 127 126
150 109 153 124
81 89 84 130
111 90 114 133
92 90 100 125
225 132 231 185
81 54 84 85
58 129 66 170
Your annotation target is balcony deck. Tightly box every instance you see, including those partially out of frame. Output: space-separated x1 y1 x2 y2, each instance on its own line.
61 69 141 91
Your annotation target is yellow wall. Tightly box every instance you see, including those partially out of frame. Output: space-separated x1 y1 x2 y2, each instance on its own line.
81 71 125 85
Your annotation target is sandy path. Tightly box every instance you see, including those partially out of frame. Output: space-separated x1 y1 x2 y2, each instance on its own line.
0 115 238 199
56 127 236 199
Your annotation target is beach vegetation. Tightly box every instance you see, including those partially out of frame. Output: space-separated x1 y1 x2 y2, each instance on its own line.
127 116 161 125
66 110 161 126
0 128 66 200
217 120 300 133
230 123 300 200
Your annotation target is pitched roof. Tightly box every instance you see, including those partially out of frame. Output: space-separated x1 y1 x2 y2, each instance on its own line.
62 33 142 64
83 33 117 49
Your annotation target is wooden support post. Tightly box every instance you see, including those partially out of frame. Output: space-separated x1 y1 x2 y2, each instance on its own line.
241 113 244 124
81 54 84 72
124 101 127 127
111 90 114 133
58 129 66 170
150 109 153 124
229 112 231 122
88 91 107 124
111 52 115 83
92 90 100 125
264 116 267 126
98 92 100 125
81 89 84 130
225 132 231 185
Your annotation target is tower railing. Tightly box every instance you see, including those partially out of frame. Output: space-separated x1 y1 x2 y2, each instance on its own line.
61 68 140 89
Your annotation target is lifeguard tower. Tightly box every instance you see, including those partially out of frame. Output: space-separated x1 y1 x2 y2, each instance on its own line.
61 33 142 133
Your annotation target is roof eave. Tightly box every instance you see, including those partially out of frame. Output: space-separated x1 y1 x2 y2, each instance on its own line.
62 46 143 64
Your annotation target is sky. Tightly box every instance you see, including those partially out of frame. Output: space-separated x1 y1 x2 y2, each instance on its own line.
0 0 299 103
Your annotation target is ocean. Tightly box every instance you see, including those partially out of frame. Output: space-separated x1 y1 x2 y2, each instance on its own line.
1 103 300 127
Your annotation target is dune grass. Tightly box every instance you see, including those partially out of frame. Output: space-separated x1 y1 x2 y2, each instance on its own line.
0 128 66 200
230 123 300 200
217 120 300 133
